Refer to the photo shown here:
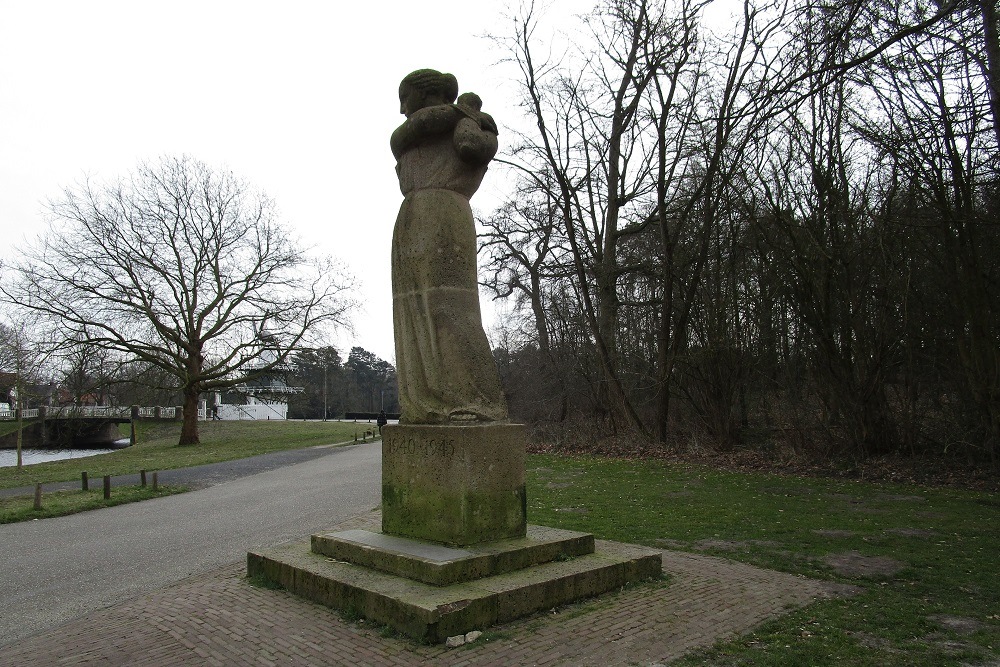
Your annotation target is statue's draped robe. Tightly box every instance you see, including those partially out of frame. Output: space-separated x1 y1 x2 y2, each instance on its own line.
391 129 508 424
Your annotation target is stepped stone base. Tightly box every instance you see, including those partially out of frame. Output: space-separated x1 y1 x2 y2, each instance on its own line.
312 524 594 586
248 523 662 643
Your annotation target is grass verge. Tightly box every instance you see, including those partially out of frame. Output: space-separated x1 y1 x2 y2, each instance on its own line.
0 484 187 524
0 419 379 490
527 454 999 667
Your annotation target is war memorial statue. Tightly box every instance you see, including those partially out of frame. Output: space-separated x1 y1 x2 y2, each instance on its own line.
382 69 525 545
389 68 507 425
247 70 660 643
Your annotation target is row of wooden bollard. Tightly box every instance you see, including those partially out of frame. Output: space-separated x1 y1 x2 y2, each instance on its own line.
31 469 160 510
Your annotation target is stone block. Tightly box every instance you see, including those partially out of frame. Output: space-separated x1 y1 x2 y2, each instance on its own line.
381 423 527 546
247 536 662 644
311 524 594 586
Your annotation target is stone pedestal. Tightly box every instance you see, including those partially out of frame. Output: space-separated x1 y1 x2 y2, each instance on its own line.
248 515 662 644
381 423 526 546
246 422 663 642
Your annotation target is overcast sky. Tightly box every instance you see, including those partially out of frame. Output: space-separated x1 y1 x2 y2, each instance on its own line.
0 0 746 366
0 0 600 363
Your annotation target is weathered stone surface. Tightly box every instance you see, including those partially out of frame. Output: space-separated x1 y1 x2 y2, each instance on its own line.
247 536 662 644
390 68 506 425
312 524 594 586
381 423 526 546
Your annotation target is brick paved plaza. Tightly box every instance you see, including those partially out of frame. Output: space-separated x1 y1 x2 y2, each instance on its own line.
1 511 847 666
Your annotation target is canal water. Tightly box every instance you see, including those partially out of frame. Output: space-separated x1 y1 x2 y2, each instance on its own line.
0 443 127 468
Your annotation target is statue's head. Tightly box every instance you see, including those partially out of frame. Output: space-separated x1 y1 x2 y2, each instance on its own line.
399 69 459 117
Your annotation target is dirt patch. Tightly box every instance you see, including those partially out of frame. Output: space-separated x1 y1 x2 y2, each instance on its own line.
663 490 693 498
824 493 864 504
546 482 573 489
886 528 938 538
934 638 980 653
847 631 897 652
879 494 927 502
812 529 857 538
759 486 813 497
851 507 889 515
554 506 589 515
693 539 749 551
822 551 904 577
928 615 989 635
654 538 688 549
693 538 782 551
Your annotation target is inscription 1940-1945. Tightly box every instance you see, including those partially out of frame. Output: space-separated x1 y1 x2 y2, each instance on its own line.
383 434 457 459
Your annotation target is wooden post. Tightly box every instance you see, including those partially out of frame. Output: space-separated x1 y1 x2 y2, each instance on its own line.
34 483 42 510
81 471 89 491
103 475 111 499
130 405 140 446
140 469 147 487
152 472 158 491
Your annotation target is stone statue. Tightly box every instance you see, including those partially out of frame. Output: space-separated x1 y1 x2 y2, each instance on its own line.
390 69 508 425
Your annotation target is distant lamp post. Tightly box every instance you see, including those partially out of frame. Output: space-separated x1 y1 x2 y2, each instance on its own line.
322 363 328 422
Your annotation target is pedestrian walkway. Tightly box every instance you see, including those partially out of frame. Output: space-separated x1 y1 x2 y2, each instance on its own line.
1 511 850 666
0 440 356 498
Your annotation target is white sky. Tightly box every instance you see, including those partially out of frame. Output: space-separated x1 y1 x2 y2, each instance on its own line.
0 0 597 364
0 0 743 365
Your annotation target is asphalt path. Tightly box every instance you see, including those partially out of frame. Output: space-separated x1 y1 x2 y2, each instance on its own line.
0 440 368 498
0 440 382 647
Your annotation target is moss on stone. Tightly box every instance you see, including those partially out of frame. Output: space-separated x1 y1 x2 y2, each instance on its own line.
383 481 526 546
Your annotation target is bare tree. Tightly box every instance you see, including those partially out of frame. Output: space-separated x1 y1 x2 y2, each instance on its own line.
480 180 574 420
502 0 709 436
1 156 356 446
0 316 56 468
850 0 1000 459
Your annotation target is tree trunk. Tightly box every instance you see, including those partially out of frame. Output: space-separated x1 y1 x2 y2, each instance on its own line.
179 388 201 445
15 406 23 470
980 0 1000 152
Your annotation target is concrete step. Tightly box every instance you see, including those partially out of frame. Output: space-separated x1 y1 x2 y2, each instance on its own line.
248 536 662 643
311 524 595 586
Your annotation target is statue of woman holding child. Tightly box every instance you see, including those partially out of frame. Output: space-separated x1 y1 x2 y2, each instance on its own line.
390 68 508 425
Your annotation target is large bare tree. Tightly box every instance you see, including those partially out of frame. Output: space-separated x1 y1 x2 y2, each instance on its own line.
1 156 356 445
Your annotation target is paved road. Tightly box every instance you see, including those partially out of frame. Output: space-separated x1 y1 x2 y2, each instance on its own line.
0 440 366 498
0 440 382 647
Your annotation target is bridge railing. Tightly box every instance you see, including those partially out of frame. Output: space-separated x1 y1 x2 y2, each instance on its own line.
0 406 179 421
0 408 39 420
46 406 131 419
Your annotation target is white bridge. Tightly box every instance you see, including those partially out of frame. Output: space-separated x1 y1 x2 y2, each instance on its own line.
0 405 190 422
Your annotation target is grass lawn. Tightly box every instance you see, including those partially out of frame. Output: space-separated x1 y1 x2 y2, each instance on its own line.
527 454 999 667
0 484 188 524
0 419 378 490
